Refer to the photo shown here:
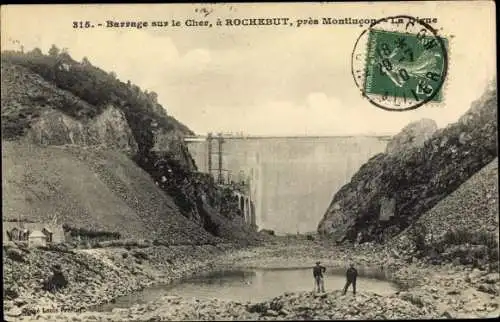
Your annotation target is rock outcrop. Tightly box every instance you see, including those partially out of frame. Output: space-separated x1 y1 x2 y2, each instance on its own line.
152 128 197 171
385 118 438 155
24 106 138 155
317 81 497 243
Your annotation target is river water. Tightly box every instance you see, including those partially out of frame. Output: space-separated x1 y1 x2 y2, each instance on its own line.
96 268 397 311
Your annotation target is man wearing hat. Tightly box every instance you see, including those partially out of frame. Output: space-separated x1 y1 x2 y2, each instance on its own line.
313 261 326 293
342 263 358 295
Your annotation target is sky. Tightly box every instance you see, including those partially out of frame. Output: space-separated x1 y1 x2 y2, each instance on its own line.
1 2 496 136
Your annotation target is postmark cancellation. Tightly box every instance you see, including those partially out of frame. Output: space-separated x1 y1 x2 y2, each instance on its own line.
352 16 449 112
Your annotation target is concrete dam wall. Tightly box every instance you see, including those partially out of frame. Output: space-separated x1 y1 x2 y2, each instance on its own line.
186 136 388 234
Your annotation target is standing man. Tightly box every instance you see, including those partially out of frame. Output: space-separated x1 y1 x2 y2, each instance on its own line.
313 261 326 293
343 263 358 295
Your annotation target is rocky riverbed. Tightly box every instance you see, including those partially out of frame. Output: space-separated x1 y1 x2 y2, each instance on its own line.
4 238 500 321
3 242 237 319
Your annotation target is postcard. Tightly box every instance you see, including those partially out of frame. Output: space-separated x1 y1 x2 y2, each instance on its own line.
1 2 498 321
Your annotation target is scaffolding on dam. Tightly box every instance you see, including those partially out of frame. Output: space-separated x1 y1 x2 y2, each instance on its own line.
185 132 257 228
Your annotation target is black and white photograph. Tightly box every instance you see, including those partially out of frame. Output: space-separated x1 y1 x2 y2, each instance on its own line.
1 2 498 321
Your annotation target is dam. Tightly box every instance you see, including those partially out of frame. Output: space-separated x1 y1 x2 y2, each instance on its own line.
186 135 389 234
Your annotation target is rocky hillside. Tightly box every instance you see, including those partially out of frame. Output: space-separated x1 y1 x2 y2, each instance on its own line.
2 141 219 244
1 48 258 244
393 158 498 267
403 158 498 238
318 81 497 243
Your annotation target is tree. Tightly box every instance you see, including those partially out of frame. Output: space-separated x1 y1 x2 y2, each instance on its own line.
132 84 141 94
30 47 43 56
59 51 72 63
149 91 158 104
48 44 60 57
82 57 91 66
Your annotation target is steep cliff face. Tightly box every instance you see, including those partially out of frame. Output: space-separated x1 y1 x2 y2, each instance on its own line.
24 106 138 155
318 82 497 243
152 128 197 171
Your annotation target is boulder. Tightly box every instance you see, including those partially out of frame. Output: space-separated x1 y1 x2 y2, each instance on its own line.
5 307 23 318
259 229 275 236
441 311 453 319
482 273 499 284
264 309 279 317
477 284 498 295
246 302 269 314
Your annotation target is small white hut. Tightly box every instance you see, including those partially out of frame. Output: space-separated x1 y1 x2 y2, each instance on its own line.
29 230 47 247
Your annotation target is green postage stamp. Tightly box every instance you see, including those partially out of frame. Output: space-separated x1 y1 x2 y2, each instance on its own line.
352 15 448 111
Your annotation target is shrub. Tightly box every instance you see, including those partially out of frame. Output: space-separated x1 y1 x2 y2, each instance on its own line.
407 223 428 256
3 288 19 300
42 270 68 293
45 243 73 253
6 248 26 263
122 252 128 259
66 226 121 240
441 228 491 246
132 250 148 261
412 227 500 267
440 228 499 260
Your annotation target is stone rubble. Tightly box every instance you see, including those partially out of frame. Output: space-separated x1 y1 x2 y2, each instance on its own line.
5 239 499 321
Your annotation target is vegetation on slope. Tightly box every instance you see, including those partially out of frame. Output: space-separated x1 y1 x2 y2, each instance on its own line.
1 46 193 155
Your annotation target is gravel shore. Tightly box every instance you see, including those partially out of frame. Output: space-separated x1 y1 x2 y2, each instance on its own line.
4 238 499 321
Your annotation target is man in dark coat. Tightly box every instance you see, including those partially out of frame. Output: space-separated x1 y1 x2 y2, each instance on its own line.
313 261 326 293
343 263 358 295
42 264 68 292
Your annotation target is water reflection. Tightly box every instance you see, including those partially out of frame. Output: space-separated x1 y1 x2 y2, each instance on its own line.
96 268 397 311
